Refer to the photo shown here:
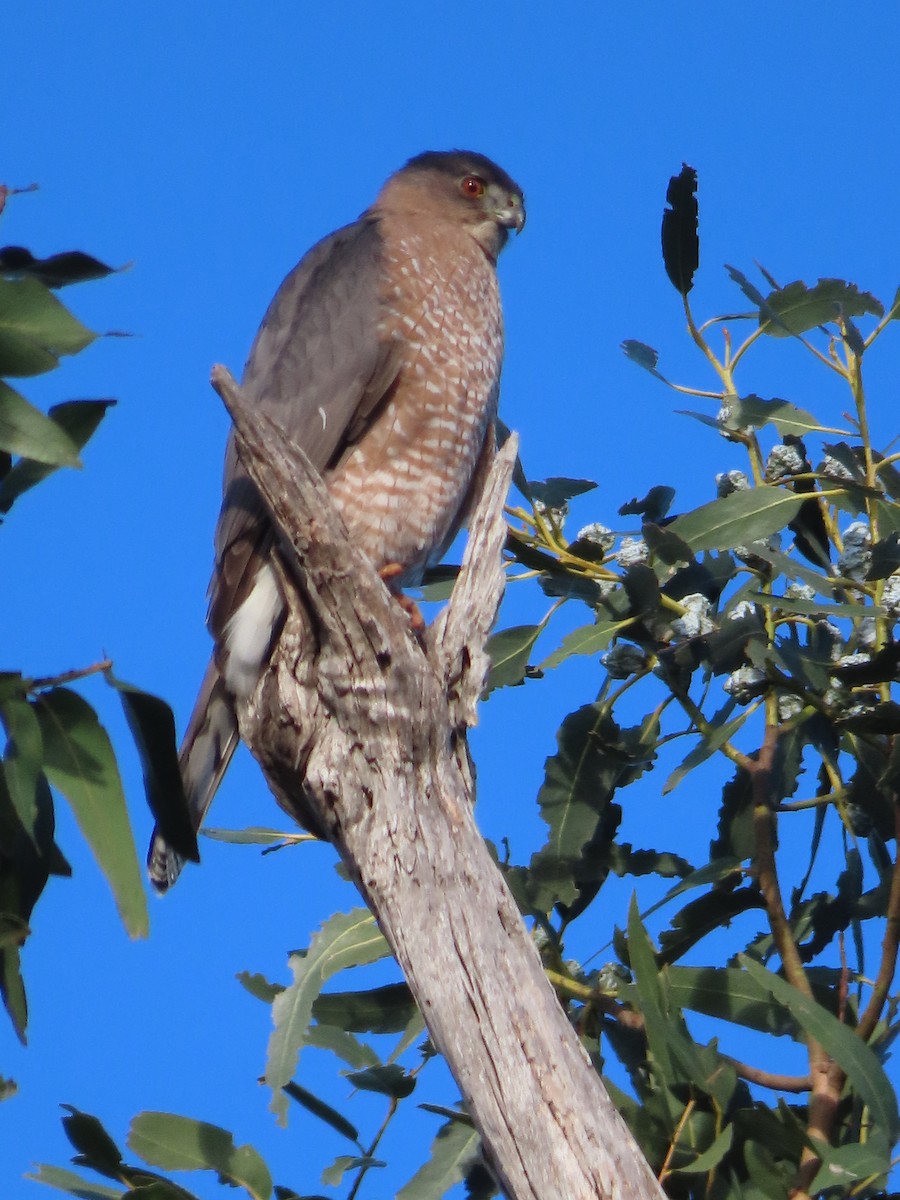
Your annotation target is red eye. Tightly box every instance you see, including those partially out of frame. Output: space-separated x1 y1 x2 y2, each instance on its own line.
460 175 486 197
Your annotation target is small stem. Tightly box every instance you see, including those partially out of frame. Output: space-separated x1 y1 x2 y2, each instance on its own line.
856 794 900 1041
28 658 114 692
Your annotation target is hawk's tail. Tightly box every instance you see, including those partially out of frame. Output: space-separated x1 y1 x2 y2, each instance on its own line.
147 661 239 892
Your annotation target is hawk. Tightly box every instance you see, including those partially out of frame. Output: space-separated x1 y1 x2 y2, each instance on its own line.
149 150 525 890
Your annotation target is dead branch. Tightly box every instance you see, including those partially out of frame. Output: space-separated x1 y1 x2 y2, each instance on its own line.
212 364 665 1200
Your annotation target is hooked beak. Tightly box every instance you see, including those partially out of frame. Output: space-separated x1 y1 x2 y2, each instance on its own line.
497 193 526 234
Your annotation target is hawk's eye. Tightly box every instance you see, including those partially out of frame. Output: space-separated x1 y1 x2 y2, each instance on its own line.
460 175 486 198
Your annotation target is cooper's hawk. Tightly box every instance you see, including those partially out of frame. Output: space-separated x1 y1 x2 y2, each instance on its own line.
149 150 525 890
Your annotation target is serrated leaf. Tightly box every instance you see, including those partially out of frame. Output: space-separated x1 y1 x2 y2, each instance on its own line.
265 910 390 1123
396 1118 482 1200
0 276 96 375
483 624 542 694
740 955 900 1138
668 487 804 553
0 380 81 465
128 1112 272 1200
282 1081 361 1144
105 672 197 864
0 246 118 288
34 688 147 938
0 398 114 512
539 620 625 670
760 278 883 338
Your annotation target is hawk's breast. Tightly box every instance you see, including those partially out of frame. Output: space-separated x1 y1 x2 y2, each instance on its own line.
327 221 504 583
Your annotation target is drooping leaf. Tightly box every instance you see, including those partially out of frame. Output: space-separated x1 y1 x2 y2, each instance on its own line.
667 966 795 1037
0 380 81 466
661 164 699 295
760 278 884 338
265 910 390 1123
128 1112 272 1200
105 672 197 864
33 688 148 938
0 246 118 288
282 1082 361 1145
0 695 43 842
740 955 900 1139
483 625 543 694
0 276 96 376
0 398 114 512
344 1063 415 1098
620 339 667 382
867 532 900 580
396 1117 482 1200
305 1022 379 1069
312 982 418 1034
528 476 597 509
61 1105 125 1178
668 487 804 553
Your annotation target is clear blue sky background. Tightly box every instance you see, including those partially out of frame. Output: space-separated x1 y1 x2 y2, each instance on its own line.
5 4 900 1197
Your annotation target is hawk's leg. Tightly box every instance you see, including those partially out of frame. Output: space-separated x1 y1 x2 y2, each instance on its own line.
379 562 426 633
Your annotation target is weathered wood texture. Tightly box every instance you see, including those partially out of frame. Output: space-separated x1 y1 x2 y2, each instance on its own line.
213 365 664 1200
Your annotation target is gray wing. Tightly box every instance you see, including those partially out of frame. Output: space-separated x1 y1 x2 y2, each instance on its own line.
209 215 400 642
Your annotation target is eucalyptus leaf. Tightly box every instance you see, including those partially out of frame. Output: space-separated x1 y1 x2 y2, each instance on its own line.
128 1112 272 1200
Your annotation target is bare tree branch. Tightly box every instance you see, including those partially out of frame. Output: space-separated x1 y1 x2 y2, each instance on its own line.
211 364 665 1200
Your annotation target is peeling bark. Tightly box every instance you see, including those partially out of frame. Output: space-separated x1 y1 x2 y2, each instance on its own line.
212 365 664 1200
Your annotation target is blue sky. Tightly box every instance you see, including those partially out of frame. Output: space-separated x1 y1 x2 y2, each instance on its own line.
5 4 900 1196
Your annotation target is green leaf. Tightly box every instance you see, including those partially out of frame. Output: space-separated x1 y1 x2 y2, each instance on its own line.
202 826 307 845
282 1081 361 1144
312 982 418 1034
305 1022 379 1068
760 278 883 338
528 476 597 508
732 394 850 437
740 955 900 1138
105 672 197 864
671 1124 733 1174
483 624 542 693
321 1156 383 1189
0 380 82 465
0 398 114 512
61 1105 124 1178
0 696 43 842
396 1118 482 1200
26 1164 125 1198
34 688 148 938
668 487 804 553
663 706 752 794
128 1112 272 1200
808 1140 891 1194
538 620 625 671
265 910 391 1123
620 339 666 380
236 971 285 1004
0 246 118 288
667 966 795 1036
0 276 97 375
345 1063 415 1098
